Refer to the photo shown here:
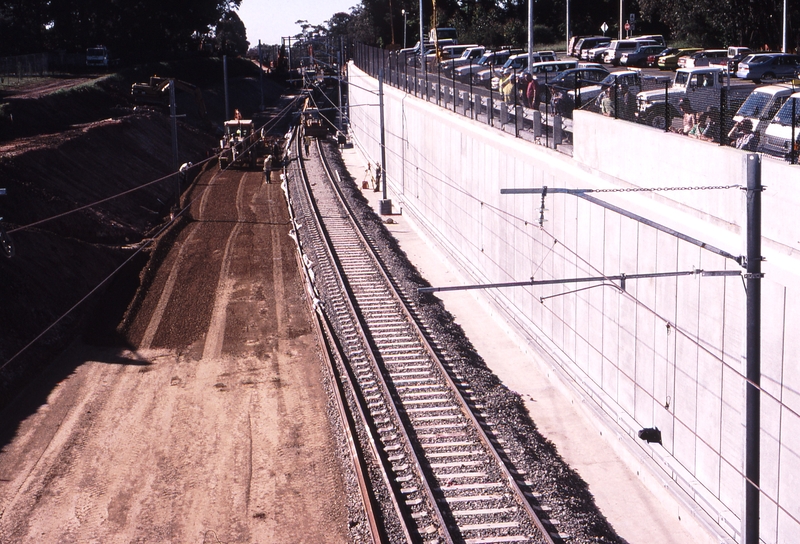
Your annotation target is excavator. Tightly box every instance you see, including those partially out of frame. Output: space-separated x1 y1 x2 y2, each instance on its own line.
130 76 208 122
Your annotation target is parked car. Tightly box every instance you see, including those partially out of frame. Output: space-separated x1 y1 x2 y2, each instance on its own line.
454 49 517 83
578 70 671 106
730 84 795 144
647 47 678 68
620 45 668 67
679 49 728 69
479 51 557 89
760 91 800 158
583 43 612 62
542 66 610 104
712 46 753 73
572 36 607 58
440 46 486 76
568 35 591 57
631 34 667 48
657 48 701 70
736 53 800 83
604 39 656 66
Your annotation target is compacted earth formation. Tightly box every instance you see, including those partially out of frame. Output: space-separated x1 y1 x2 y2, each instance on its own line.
0 65 359 543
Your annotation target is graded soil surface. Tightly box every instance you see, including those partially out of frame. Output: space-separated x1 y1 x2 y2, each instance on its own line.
0 68 353 543
0 167 351 543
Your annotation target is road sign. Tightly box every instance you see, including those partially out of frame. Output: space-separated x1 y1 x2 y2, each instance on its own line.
601 22 608 34
624 22 630 31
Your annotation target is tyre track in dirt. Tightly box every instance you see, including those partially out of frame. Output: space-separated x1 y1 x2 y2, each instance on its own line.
0 162 352 542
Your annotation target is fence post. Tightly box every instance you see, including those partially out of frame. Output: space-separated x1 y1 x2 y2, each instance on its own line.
437 62 441 105
554 114 563 147
720 87 727 146
792 97 798 164
489 83 494 126
468 61 474 119
664 80 671 132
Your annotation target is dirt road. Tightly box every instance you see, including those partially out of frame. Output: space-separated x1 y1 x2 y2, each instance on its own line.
0 163 353 542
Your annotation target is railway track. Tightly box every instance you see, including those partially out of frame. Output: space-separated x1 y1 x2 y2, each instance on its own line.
284 129 563 544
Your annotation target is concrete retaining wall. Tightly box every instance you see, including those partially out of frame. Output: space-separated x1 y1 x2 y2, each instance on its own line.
348 62 800 544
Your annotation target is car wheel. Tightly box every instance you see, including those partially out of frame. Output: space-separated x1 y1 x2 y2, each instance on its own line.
647 111 669 130
759 72 776 83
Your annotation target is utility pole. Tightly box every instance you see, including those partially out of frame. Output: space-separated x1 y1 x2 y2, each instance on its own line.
337 48 344 132
528 0 534 74
744 153 763 544
169 80 180 212
258 40 264 111
419 0 425 82
223 55 230 121
378 69 391 215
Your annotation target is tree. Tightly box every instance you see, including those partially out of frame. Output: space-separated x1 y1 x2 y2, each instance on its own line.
0 0 244 59
216 10 249 56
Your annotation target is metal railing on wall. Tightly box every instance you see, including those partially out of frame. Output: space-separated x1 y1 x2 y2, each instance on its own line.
354 43 800 164
354 42 572 153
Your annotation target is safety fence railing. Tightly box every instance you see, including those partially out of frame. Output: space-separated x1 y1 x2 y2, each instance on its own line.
354 42 800 164
575 72 800 162
354 42 575 153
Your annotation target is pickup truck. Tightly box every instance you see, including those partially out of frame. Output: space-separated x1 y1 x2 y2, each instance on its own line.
575 69 670 105
635 66 749 129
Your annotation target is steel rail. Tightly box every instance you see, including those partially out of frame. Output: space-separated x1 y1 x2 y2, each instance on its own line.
309 137 559 544
290 130 442 542
286 169 384 544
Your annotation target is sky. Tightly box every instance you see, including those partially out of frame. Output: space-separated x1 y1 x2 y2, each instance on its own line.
236 0 359 46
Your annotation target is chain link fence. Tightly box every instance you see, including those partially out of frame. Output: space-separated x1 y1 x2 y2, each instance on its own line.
353 43 800 165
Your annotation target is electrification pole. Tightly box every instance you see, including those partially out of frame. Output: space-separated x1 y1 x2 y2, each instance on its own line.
223 55 230 121
419 0 425 82
528 0 534 72
169 80 180 212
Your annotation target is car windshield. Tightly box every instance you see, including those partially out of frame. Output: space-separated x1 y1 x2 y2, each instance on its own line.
743 55 771 64
674 71 690 85
738 92 771 118
772 97 800 126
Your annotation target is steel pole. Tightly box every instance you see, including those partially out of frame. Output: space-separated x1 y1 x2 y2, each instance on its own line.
783 0 787 52
744 153 762 544
528 0 534 73
223 55 229 121
258 40 264 111
169 80 180 210
378 69 391 214
419 0 425 82
337 49 343 131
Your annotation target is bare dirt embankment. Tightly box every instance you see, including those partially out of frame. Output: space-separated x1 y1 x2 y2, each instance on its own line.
0 61 358 542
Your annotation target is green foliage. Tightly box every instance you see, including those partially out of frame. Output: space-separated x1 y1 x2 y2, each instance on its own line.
323 0 799 54
0 0 245 60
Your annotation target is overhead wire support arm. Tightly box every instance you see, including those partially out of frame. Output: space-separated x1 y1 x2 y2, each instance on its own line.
417 268 741 294
500 186 743 265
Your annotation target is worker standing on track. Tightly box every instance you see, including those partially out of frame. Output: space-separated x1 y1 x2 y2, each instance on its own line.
304 136 311 157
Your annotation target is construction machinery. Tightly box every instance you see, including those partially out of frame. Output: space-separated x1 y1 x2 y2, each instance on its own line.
130 76 208 121
300 96 328 138
218 119 263 169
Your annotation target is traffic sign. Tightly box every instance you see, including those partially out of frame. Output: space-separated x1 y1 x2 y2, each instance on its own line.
601 22 608 34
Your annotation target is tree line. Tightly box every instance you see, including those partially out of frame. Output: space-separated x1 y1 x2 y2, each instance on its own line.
0 0 249 59
322 0 799 53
